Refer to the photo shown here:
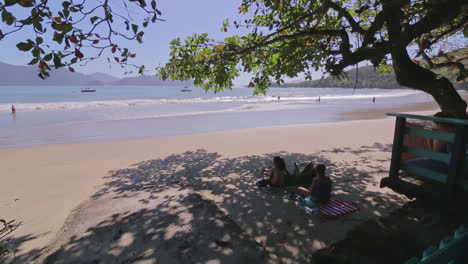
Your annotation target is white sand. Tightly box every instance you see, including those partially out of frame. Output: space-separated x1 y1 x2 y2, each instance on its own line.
0 116 416 263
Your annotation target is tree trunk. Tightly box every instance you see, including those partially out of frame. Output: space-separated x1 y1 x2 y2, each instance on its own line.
383 0 468 118
392 49 467 118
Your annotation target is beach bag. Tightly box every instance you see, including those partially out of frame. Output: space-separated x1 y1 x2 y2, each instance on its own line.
256 178 270 188
304 195 320 208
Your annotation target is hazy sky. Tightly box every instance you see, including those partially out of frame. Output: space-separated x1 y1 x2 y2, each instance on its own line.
1 0 309 86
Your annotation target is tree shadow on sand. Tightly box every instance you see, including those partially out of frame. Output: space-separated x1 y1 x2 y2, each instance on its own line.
42 191 274 264
38 144 408 263
1 232 48 264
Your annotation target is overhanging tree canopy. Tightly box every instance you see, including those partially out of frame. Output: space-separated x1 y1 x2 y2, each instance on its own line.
0 0 161 78
160 0 468 118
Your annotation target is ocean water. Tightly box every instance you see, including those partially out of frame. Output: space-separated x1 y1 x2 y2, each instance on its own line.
0 85 442 148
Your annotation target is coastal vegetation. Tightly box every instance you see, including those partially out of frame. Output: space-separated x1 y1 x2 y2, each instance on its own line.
273 65 468 90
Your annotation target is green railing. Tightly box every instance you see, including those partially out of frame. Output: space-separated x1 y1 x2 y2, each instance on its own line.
405 225 467 264
385 113 468 194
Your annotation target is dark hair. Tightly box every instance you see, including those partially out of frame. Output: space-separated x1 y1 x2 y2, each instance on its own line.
315 164 326 176
273 156 286 171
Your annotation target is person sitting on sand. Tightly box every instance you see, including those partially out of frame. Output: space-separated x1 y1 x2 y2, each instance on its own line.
256 156 288 188
290 161 316 187
296 164 332 203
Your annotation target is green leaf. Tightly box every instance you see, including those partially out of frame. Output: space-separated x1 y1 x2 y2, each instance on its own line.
44 53 53 61
62 1 71 9
136 31 144 43
19 17 33 25
32 47 40 57
464 28 468 38
4 0 17 7
36 37 43 45
53 32 64 44
271 53 280 64
28 58 39 65
16 41 34 52
2 10 15 25
34 21 43 32
90 16 99 24
52 22 73 33
151 0 156 10
53 54 62 69
132 24 139 34
121 48 128 57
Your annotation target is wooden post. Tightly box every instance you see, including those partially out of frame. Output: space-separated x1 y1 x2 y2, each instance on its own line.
389 117 406 180
446 125 466 194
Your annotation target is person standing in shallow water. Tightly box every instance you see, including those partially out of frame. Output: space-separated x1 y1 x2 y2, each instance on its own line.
11 105 16 120
372 97 375 103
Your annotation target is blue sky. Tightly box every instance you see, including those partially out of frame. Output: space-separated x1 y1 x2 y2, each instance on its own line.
1 0 310 86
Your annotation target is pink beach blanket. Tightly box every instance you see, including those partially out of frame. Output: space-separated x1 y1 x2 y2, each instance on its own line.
319 196 359 217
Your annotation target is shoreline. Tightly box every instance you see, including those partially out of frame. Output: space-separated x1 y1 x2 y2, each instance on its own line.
0 97 445 150
337 94 468 121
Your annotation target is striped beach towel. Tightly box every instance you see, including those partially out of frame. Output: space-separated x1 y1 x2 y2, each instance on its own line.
319 196 359 217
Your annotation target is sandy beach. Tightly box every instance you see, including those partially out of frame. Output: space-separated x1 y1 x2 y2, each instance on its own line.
0 108 429 264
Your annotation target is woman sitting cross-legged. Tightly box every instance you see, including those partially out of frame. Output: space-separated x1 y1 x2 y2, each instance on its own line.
256 156 289 188
296 164 332 203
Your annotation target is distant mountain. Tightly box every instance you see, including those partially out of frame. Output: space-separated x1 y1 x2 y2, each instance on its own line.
113 75 193 86
276 66 402 89
0 62 193 86
88 72 120 84
0 61 102 86
276 63 467 90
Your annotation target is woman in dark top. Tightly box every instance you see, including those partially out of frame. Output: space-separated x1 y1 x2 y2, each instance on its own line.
297 164 332 203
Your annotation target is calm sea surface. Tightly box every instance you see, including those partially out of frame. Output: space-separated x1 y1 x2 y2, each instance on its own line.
0 85 445 148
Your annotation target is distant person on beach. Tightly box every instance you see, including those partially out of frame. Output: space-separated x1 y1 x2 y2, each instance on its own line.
11 105 16 114
296 164 332 203
372 97 375 103
256 156 288 188
318 97 321 104
278 96 280 100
